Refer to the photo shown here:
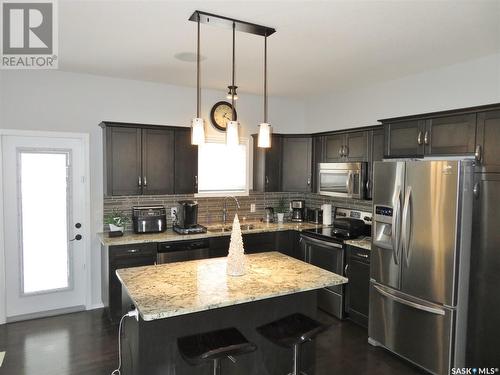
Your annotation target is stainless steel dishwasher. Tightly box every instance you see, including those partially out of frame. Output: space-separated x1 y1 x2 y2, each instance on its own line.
157 239 210 264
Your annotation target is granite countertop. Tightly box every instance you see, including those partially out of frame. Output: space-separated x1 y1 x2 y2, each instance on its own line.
116 251 348 321
344 237 372 251
98 221 323 246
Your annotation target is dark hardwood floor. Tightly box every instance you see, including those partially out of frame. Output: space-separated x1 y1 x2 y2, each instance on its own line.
0 308 424 375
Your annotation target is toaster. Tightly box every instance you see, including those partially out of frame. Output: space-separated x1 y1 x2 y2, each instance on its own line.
132 206 167 233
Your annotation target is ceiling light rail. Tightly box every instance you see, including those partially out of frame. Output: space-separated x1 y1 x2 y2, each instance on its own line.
188 11 276 37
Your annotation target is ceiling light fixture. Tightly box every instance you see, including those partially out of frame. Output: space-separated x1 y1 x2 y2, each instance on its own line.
226 85 238 100
191 13 205 145
189 11 276 147
258 34 271 148
226 22 240 146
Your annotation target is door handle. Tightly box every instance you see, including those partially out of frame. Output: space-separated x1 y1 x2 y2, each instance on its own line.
424 131 429 145
475 144 482 163
344 145 349 157
373 284 445 316
70 234 82 242
307 177 311 186
417 131 422 145
473 182 480 198
392 188 401 265
401 186 412 268
265 176 269 185
344 264 349 277
194 175 198 186
346 171 352 195
143 176 147 187
138 176 142 187
338 147 343 157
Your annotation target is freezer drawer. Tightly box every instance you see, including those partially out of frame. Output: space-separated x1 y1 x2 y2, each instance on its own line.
369 283 454 375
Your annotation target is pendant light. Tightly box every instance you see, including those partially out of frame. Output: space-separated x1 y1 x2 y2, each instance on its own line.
226 85 238 100
226 21 240 146
258 34 271 148
191 12 205 145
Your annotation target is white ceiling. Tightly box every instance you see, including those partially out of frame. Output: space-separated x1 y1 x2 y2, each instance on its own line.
58 0 500 97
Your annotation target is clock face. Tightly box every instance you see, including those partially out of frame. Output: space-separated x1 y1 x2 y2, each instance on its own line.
210 101 237 131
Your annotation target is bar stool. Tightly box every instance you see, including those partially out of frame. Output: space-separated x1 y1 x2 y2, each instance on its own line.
257 313 327 375
177 327 257 375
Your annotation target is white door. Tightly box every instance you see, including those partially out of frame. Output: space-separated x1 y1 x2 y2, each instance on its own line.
2 135 88 319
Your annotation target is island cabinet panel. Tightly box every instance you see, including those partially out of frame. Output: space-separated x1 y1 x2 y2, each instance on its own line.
242 232 276 254
424 114 476 156
174 128 198 194
384 120 425 158
252 134 283 192
102 243 157 321
105 126 142 196
476 110 500 172
208 236 230 258
275 230 302 260
345 244 370 328
141 128 174 195
282 136 312 192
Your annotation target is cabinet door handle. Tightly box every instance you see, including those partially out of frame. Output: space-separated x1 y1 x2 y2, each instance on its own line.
138 176 142 186
417 131 423 145
424 131 429 145
338 147 343 157
356 253 369 258
143 176 147 187
194 175 198 185
127 249 139 253
473 182 480 198
307 177 311 186
344 145 349 157
475 145 482 163
344 264 349 277
265 176 269 185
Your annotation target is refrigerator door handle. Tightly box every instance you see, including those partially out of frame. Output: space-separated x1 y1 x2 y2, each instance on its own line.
373 284 445 316
392 188 402 265
401 186 412 267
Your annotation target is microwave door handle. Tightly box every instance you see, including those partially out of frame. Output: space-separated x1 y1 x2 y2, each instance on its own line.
346 171 352 196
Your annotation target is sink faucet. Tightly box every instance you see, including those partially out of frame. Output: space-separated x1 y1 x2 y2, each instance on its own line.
222 196 241 226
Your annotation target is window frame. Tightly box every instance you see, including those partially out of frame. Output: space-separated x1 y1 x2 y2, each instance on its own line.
194 136 250 198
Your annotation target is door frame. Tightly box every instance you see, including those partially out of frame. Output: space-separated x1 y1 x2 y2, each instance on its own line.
0 129 91 324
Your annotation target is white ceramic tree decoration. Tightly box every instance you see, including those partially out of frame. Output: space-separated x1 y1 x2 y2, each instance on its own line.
227 214 247 276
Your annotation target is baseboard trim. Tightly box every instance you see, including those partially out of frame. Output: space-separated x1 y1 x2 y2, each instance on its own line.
6 305 85 323
88 302 104 310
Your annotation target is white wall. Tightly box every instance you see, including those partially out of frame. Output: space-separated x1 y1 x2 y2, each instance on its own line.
304 53 500 132
0 70 305 309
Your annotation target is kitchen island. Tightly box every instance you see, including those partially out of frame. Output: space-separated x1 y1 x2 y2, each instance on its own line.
116 251 347 375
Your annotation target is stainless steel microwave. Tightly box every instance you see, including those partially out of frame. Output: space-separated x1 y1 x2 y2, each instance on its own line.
318 162 367 199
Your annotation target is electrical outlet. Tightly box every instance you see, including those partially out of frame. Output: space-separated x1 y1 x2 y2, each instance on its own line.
250 203 256 213
170 207 177 219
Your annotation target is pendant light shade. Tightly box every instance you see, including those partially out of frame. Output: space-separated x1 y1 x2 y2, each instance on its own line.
257 122 271 148
226 120 240 146
191 12 205 145
191 117 205 145
257 35 271 148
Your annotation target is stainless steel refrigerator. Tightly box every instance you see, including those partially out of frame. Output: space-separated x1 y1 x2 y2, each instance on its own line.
368 160 474 375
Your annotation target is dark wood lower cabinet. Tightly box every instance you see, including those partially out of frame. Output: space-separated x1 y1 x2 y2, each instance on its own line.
102 243 157 321
345 245 370 328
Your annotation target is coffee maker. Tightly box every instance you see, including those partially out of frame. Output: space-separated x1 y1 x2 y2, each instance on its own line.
291 200 306 222
173 200 207 234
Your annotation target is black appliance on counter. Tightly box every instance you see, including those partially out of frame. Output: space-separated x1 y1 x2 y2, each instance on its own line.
173 200 207 235
132 206 167 233
306 208 323 224
300 207 371 319
291 200 305 222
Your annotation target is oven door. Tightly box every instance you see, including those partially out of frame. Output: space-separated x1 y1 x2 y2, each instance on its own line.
318 163 365 199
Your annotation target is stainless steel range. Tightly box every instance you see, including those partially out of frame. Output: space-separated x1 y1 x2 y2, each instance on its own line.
300 207 372 319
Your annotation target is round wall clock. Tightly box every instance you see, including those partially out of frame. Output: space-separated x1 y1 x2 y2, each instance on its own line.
210 101 237 131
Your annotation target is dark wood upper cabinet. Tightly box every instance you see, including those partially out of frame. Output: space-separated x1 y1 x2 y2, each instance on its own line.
325 134 345 162
282 136 312 192
142 128 174 195
424 114 476 155
384 120 425 158
325 131 369 162
252 134 283 192
476 110 500 172
174 128 198 194
311 136 325 192
367 128 384 200
105 126 142 196
345 131 369 161
102 122 181 196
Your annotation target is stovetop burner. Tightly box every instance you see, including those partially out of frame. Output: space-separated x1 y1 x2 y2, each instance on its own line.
173 224 207 235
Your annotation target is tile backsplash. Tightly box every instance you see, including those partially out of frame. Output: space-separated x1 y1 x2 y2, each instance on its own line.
103 191 373 232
